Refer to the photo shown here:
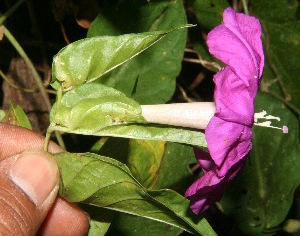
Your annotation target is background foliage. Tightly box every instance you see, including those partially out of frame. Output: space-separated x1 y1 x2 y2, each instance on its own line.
0 0 299 235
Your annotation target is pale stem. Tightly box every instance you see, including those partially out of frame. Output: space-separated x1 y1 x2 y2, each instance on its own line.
141 102 216 130
0 0 25 26
3 26 66 149
241 0 250 15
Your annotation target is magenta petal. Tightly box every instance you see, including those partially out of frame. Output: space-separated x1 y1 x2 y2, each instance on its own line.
205 116 252 167
223 7 264 74
207 7 264 84
185 158 246 215
232 8 264 79
214 67 257 125
185 170 225 214
194 149 215 173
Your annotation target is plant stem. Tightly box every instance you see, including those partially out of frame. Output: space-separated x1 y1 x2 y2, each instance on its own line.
0 69 35 92
44 126 52 151
3 26 52 110
0 0 25 26
3 26 66 149
55 131 66 150
44 123 66 151
241 0 250 15
141 102 215 129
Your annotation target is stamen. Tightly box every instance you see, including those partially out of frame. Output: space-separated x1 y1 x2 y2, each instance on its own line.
254 110 288 133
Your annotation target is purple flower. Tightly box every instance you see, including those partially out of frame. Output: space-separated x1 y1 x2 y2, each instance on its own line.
185 7 264 214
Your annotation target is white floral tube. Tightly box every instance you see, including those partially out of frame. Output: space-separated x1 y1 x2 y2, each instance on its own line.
141 102 216 130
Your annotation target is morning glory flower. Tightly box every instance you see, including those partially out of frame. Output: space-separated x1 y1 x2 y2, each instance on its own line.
184 7 265 214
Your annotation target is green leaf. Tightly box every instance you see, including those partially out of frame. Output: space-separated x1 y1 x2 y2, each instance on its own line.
0 110 6 121
187 0 228 30
50 83 207 149
126 140 196 193
97 124 206 151
125 139 196 193
0 102 32 129
220 92 300 235
127 139 166 188
148 189 217 236
108 190 217 236
150 142 196 194
53 123 206 149
87 0 188 104
54 152 216 235
107 213 182 236
93 138 197 193
80 205 114 236
91 137 130 164
50 83 146 131
51 24 190 91
88 219 111 236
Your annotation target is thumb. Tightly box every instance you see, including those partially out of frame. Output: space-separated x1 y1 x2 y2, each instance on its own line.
0 150 59 235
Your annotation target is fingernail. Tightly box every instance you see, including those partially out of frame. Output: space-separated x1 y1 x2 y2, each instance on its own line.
10 150 59 206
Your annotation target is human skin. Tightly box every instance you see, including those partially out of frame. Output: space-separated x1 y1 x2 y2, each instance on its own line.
0 123 89 235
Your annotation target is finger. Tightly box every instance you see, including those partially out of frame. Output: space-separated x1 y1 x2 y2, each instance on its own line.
38 198 89 236
0 123 89 234
0 150 59 235
0 123 62 160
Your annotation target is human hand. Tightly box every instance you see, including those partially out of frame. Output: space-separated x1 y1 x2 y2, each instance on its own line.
0 123 89 235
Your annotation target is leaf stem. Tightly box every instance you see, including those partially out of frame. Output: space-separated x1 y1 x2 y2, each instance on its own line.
141 102 215 129
54 131 66 150
44 126 53 151
44 123 66 151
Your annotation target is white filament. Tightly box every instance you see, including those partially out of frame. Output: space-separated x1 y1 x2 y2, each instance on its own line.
254 110 288 133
